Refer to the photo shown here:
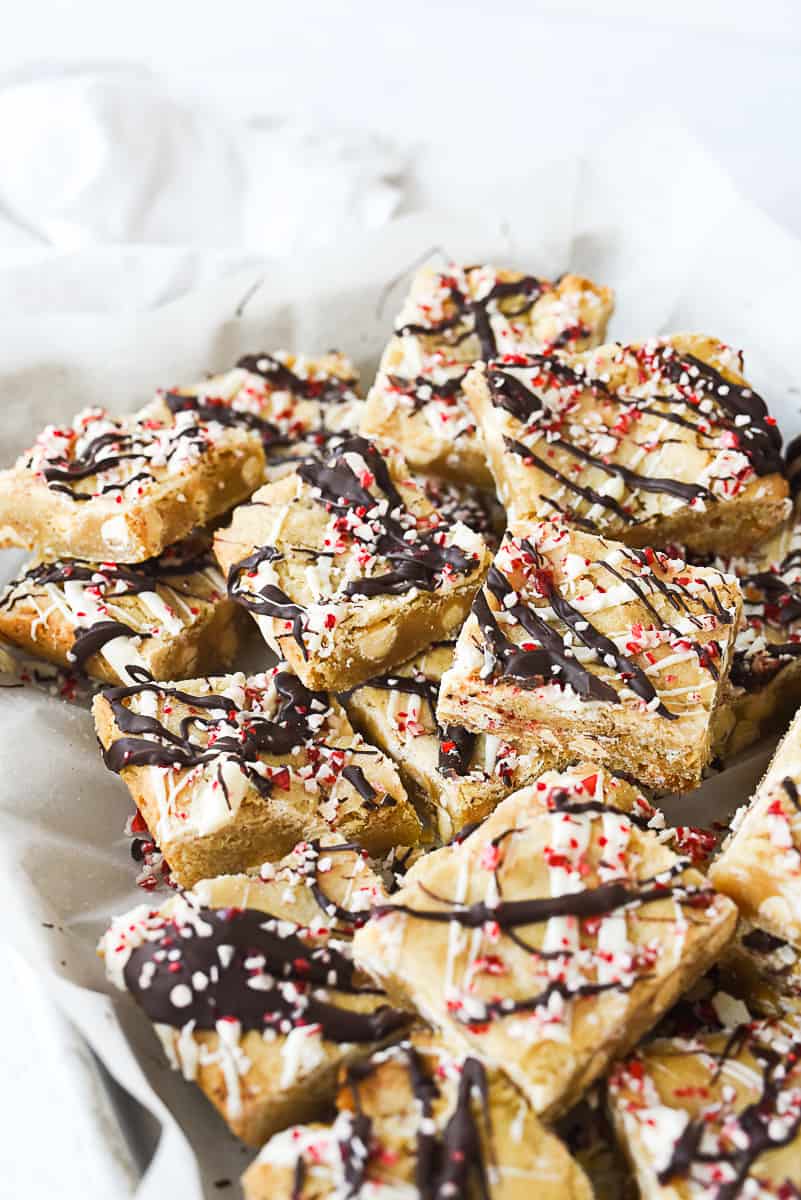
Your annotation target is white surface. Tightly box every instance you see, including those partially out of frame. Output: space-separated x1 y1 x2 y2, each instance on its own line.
1 5 801 1198
0 1 800 240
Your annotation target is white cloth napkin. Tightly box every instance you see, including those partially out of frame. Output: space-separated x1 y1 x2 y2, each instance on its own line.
0 65 406 304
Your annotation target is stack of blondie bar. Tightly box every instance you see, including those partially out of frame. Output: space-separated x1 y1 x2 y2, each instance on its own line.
3 261 801 1198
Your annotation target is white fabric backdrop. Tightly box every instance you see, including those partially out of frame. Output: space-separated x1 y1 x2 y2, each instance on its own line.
1 5 801 1196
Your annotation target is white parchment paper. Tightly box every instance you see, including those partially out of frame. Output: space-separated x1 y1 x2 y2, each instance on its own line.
0 117 799 1197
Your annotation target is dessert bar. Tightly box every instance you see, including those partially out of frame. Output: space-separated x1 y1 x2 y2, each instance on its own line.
0 531 241 684
360 263 613 487
0 398 265 562
608 1010 801 1197
352 764 737 1120
464 334 789 553
213 435 491 693
100 840 409 1146
167 349 363 479
242 1030 592 1198
93 665 421 886
437 518 742 792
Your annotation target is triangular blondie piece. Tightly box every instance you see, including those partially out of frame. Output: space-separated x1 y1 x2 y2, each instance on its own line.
100 839 409 1147
711 704 801 949
0 398 265 562
0 531 242 684
353 765 737 1120
706 496 801 758
242 1030 592 1199
608 1007 801 1198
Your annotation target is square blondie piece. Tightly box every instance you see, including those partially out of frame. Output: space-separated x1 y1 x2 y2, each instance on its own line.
345 640 552 841
607 1012 801 1197
437 518 742 793
360 264 613 487
0 532 242 684
100 840 410 1147
710 706 801 948
0 397 265 562
213 435 491 693
242 1029 593 1199
352 764 737 1120
167 349 363 479
464 334 789 553
93 665 421 886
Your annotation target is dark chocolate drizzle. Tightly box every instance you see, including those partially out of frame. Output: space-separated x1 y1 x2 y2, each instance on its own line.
385 372 467 412
165 390 286 448
236 353 358 405
470 537 729 712
783 777 801 812
374 861 707 934
340 1043 494 1200
302 841 374 928
166 355 358 456
502 435 635 525
69 620 148 670
225 436 480 645
355 664 477 777
655 1022 801 1197
0 537 218 670
721 542 801 692
658 350 783 477
100 666 382 810
225 545 308 656
123 901 406 1043
741 927 788 955
26 411 227 502
396 270 544 361
487 343 784 531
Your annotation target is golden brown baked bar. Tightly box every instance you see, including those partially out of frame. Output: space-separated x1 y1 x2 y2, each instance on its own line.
99 840 410 1147
213 435 492 693
168 350 363 480
0 531 242 684
242 1029 593 1199
93 665 421 886
464 334 789 554
360 263 613 487
437 518 742 793
710 705 801 948
607 1011 801 1198
344 640 552 841
352 764 737 1120
0 398 265 562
